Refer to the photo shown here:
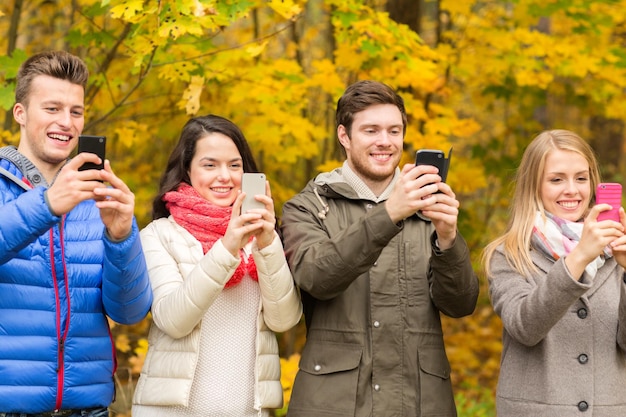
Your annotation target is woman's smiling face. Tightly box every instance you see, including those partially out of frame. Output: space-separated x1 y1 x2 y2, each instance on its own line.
540 149 591 221
188 132 243 207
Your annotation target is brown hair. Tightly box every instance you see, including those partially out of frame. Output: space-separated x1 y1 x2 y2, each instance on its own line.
335 80 408 140
152 114 259 219
15 50 88 106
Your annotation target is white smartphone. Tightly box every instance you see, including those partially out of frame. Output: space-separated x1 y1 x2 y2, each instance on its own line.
241 173 266 214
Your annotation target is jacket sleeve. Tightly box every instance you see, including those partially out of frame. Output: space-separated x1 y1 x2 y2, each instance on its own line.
102 218 153 324
488 247 590 346
281 192 401 300
617 274 626 352
141 220 239 339
253 232 303 332
0 187 60 264
429 233 479 318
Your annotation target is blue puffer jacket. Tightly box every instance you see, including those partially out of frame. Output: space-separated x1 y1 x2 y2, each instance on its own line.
0 156 152 413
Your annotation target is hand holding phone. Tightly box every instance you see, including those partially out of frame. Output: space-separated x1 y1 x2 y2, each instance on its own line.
77 135 106 171
596 182 622 222
241 173 267 214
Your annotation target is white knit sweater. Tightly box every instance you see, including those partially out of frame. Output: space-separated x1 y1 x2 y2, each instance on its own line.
132 216 302 415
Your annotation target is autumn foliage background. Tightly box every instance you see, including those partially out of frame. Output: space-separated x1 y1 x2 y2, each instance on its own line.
2 0 626 415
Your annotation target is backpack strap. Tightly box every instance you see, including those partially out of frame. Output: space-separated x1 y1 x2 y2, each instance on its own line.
0 146 33 190
0 165 31 190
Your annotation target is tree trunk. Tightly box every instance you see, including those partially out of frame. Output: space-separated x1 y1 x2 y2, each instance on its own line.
588 116 624 181
386 0 421 33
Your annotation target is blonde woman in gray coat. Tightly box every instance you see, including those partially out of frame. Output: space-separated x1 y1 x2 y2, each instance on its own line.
483 130 626 416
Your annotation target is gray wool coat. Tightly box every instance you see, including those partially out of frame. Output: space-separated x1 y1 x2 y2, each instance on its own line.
489 246 626 416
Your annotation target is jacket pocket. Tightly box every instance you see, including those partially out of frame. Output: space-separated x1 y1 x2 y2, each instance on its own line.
418 346 456 416
288 342 362 416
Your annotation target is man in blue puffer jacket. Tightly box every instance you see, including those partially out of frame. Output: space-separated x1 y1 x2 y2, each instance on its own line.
0 50 152 416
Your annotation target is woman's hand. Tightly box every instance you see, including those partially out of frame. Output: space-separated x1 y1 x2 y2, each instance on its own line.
609 207 626 269
220 181 277 256
566 205 625 279
246 181 277 249
221 191 265 257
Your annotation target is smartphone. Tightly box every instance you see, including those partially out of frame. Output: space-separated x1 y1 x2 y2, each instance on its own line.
241 173 266 214
596 182 622 222
415 147 452 182
77 135 106 171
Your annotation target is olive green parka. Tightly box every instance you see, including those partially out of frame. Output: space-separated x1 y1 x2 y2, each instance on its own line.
281 169 479 417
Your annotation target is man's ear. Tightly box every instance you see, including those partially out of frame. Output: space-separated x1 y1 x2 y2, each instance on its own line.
337 124 351 149
13 103 26 125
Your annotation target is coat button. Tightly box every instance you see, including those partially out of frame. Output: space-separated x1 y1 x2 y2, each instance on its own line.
577 308 587 319
314 364 321 372
578 401 589 411
578 354 588 364
374 384 380 391
373 320 380 328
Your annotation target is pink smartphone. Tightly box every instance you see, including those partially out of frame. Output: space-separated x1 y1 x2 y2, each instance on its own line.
596 182 622 222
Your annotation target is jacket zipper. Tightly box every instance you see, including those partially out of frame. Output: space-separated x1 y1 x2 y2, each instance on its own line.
51 217 71 410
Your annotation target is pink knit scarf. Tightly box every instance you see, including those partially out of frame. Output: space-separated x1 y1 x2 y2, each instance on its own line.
163 183 258 288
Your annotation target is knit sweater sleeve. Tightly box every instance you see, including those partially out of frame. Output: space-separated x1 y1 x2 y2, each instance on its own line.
253 232 302 332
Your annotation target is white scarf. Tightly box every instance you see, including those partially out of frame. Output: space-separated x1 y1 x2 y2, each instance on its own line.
532 211 610 277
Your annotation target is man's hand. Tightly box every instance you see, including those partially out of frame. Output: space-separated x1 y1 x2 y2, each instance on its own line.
46 152 107 216
419 181 459 250
385 163 459 249
94 160 136 240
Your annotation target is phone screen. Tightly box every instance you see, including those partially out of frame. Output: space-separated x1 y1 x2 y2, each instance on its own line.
415 148 451 182
241 173 266 213
77 135 106 171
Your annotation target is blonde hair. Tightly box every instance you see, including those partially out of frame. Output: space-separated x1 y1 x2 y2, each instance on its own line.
482 129 601 277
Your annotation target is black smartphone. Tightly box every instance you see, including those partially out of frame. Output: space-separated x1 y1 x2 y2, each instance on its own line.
415 147 452 182
77 135 106 171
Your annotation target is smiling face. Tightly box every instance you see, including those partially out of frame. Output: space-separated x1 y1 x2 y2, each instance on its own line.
338 103 404 194
188 132 244 207
13 74 85 180
540 149 591 221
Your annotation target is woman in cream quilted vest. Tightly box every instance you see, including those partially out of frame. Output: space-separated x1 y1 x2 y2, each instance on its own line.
132 114 302 417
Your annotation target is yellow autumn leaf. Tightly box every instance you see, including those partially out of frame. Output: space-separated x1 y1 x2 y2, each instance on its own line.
246 41 268 58
440 0 474 16
134 338 149 357
180 75 205 115
110 0 145 21
115 333 131 353
280 353 301 407
114 121 149 148
267 0 302 20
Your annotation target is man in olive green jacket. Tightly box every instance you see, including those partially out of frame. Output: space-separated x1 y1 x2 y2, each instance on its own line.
281 80 479 417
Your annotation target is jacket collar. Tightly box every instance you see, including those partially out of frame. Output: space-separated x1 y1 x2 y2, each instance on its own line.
0 145 49 188
531 248 619 298
313 163 400 202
